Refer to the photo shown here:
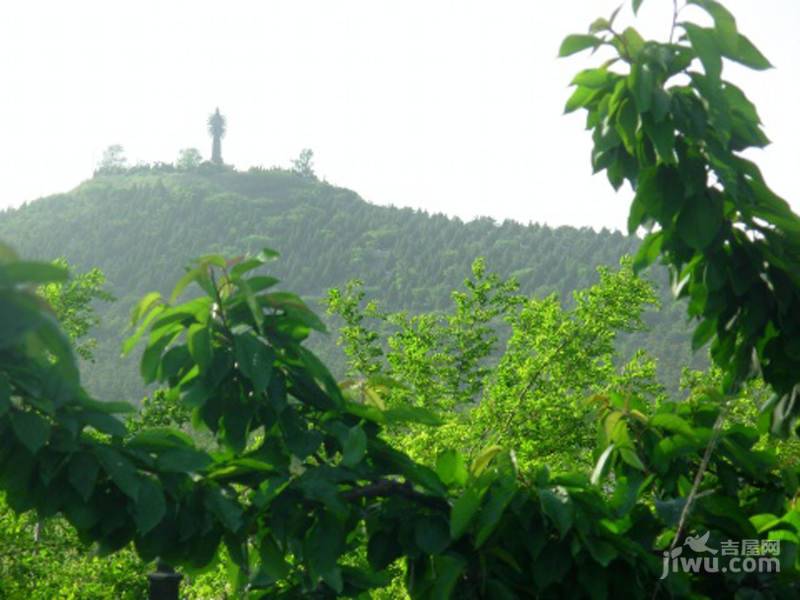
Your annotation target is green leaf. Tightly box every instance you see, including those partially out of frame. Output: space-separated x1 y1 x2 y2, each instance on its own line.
642 115 675 163
436 450 468 487
341 426 367 467
95 446 141 499
565 85 599 114
259 535 290 581
689 0 738 53
3 261 68 285
10 410 51 454
307 512 344 577
632 0 644 15
234 334 274 396
187 324 212 371
650 413 696 438
367 531 402 570
721 33 772 70
615 98 638 154
383 405 442 426
629 63 654 113
450 487 481 539
0 373 10 417
471 445 503 477
129 426 194 450
571 68 613 89
692 317 716 351
539 487 574 538
684 24 722 81
83 411 128 437
621 27 645 57
559 34 602 57
587 539 619 567
591 444 615 485
475 481 516 547
68 452 100 502
676 192 723 250
430 555 466 600
414 516 451 555
204 486 243 532
129 291 162 327
633 231 663 274
619 447 646 470
134 477 166 535
157 447 212 473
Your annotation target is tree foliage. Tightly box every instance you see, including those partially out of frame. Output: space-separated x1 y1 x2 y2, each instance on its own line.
560 0 800 434
1 239 799 597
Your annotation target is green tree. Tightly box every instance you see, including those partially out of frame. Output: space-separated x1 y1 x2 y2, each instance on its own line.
37 258 113 361
1 244 798 598
97 144 126 173
560 0 800 433
207 108 226 165
292 148 316 179
176 147 202 170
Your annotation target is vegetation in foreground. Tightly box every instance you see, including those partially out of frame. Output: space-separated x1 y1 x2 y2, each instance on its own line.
1 0 800 597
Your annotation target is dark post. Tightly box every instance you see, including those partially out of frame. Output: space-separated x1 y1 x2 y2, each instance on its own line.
148 561 182 600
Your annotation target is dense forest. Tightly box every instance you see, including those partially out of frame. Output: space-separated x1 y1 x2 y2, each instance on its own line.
0 165 701 401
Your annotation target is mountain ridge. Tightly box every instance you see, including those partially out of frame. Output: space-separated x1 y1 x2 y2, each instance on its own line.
0 166 702 400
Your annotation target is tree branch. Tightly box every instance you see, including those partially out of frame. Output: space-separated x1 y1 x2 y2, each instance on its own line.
342 479 449 510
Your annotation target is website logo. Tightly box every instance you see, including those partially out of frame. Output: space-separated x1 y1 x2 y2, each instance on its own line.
659 531 780 579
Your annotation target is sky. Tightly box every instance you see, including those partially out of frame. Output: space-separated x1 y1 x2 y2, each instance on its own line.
1 0 797 231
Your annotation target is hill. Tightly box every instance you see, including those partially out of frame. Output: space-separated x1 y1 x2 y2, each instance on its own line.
0 165 703 400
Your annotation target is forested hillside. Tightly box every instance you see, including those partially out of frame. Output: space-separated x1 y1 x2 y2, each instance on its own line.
0 165 701 400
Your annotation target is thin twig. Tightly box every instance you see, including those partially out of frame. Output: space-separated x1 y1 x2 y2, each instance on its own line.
669 0 680 44
650 403 728 600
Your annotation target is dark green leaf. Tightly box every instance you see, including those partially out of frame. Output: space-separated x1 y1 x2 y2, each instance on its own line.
450 487 481 538
259 535 290 581
157 447 212 473
676 192 723 250
539 487 574 538
95 446 141 499
475 481 516 547
414 516 450 555
204 486 243 532
430 555 466 600
0 373 9 417
235 334 274 396
68 452 100 502
10 410 50 454
134 477 166 535
83 411 128 437
307 512 344 576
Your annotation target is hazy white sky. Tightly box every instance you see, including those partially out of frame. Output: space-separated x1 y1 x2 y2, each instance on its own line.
1 0 797 230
